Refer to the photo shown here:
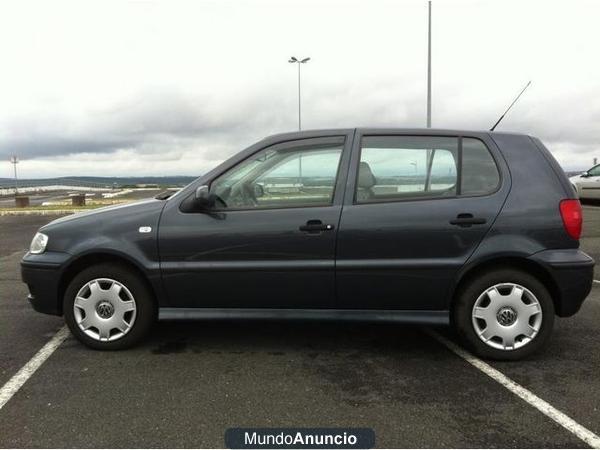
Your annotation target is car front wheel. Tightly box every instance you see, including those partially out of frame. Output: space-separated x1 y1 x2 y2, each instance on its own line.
63 263 156 350
453 268 554 360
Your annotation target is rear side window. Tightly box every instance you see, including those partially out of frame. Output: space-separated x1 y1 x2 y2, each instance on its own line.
356 136 458 203
356 135 499 203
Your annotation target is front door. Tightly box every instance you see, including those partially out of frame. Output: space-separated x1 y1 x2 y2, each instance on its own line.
159 135 352 309
336 132 509 310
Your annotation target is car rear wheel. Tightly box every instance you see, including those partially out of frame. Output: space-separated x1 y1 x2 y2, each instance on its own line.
452 268 554 360
63 263 156 350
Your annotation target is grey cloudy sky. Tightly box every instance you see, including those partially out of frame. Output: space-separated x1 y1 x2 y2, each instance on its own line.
0 0 598 178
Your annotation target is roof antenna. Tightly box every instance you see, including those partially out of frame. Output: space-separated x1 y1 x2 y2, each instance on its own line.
490 80 532 131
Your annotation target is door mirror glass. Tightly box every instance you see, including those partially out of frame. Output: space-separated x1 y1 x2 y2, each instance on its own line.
194 185 214 208
253 183 265 198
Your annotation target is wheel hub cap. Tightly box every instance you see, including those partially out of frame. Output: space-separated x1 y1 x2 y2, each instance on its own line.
496 306 517 326
73 278 137 342
96 301 115 319
471 282 543 351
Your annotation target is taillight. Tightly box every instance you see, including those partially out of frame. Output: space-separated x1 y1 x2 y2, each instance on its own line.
559 199 582 240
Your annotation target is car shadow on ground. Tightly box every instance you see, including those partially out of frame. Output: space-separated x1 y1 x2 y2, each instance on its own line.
142 320 447 357
132 318 559 363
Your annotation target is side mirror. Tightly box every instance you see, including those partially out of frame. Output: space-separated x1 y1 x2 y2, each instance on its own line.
253 183 265 198
581 171 590 178
194 185 213 209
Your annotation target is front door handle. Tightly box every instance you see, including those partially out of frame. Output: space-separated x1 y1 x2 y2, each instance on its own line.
299 220 335 233
449 213 487 227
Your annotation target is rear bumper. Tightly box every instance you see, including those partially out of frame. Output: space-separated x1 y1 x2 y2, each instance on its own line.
528 249 595 317
21 252 70 316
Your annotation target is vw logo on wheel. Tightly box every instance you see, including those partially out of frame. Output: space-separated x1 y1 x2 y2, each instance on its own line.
496 306 517 327
96 301 115 319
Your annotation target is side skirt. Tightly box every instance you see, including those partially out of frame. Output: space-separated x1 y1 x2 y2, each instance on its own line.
158 308 450 325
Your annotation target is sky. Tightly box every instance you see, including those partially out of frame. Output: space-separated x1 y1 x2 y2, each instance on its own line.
0 0 598 178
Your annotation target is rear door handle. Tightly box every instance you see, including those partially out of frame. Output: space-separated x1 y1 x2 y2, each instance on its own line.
449 213 487 227
299 220 335 233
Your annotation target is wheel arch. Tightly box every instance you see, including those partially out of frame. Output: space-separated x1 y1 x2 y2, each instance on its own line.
450 256 561 314
57 251 158 315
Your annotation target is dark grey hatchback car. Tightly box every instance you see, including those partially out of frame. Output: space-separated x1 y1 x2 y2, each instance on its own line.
22 128 594 359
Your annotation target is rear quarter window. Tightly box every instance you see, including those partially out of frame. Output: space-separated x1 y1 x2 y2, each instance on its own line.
461 138 500 196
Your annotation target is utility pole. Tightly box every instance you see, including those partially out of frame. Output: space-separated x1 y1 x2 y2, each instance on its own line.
427 0 432 128
288 56 310 130
10 155 19 195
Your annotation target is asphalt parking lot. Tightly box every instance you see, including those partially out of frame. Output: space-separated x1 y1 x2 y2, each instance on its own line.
1 210 600 448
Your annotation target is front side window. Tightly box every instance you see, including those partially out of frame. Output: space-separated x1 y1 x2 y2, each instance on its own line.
587 165 600 177
210 139 344 210
356 136 458 203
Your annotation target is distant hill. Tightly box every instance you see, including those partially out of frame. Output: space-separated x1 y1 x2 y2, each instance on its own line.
0 176 198 188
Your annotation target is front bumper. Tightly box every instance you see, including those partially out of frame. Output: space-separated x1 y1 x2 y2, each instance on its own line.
21 251 71 316
528 249 595 317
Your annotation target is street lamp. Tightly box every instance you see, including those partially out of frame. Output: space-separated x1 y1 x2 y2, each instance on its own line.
288 56 310 131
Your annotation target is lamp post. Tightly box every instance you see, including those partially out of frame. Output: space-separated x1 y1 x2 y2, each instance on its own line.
288 56 310 131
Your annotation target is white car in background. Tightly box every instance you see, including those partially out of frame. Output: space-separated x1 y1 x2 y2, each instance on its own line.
570 165 600 199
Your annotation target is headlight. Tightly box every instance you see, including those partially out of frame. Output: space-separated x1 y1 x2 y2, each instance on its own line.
29 232 48 254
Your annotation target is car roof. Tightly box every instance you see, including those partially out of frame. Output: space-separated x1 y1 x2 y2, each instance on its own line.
265 127 529 141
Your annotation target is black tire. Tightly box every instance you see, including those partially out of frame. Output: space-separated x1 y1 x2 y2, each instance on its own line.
63 263 156 350
452 268 555 360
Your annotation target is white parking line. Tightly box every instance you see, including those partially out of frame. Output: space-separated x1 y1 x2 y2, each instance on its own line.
593 279 600 284
0 326 69 411
429 331 600 449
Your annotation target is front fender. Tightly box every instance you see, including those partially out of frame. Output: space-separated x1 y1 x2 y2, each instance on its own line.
40 199 165 269
22 200 167 314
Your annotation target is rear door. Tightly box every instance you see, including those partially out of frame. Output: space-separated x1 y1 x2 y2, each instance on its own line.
335 131 510 310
